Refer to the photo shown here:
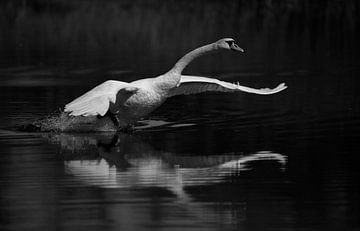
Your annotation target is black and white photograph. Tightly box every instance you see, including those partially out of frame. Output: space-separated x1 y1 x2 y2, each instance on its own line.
0 0 359 230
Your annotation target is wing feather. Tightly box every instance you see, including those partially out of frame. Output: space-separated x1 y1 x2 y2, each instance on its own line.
169 75 287 97
64 80 138 116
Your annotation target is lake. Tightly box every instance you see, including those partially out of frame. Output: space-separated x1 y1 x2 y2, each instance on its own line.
1 1 360 230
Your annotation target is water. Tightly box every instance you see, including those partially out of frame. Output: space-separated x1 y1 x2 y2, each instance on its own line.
1 1 360 230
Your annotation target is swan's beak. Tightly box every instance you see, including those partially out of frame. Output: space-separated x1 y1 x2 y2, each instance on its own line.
231 43 244 52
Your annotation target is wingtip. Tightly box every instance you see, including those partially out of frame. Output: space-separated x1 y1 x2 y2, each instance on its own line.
258 82 288 95
268 82 287 94
64 104 72 113
277 82 288 91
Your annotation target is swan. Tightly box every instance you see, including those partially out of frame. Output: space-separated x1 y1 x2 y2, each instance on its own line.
64 38 287 128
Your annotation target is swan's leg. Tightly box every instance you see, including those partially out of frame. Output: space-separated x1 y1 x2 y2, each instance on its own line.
108 112 120 128
98 111 120 128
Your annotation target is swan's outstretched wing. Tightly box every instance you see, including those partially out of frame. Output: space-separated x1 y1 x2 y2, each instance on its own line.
168 75 287 97
64 80 138 116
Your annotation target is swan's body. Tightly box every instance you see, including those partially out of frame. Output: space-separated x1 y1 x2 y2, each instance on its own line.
65 38 287 128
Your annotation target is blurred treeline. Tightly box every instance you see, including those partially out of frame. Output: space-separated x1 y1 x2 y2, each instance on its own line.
0 0 359 72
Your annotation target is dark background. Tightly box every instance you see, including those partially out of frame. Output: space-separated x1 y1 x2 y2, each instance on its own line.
1 1 360 231
1 0 359 76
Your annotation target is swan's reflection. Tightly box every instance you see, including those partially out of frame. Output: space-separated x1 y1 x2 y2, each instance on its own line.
46 132 287 199
44 132 288 227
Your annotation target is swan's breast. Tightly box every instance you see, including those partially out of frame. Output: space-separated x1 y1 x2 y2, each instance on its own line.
127 89 164 109
114 88 165 121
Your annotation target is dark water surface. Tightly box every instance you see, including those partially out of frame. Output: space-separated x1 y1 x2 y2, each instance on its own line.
1 1 360 231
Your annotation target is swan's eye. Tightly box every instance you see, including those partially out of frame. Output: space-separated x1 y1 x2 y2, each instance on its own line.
225 40 234 48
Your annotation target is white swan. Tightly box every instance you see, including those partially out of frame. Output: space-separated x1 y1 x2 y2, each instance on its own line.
64 38 287 128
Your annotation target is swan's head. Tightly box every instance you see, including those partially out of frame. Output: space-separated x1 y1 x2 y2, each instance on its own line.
217 38 244 52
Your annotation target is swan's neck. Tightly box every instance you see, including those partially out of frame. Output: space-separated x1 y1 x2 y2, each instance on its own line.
170 43 218 75
154 42 219 93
